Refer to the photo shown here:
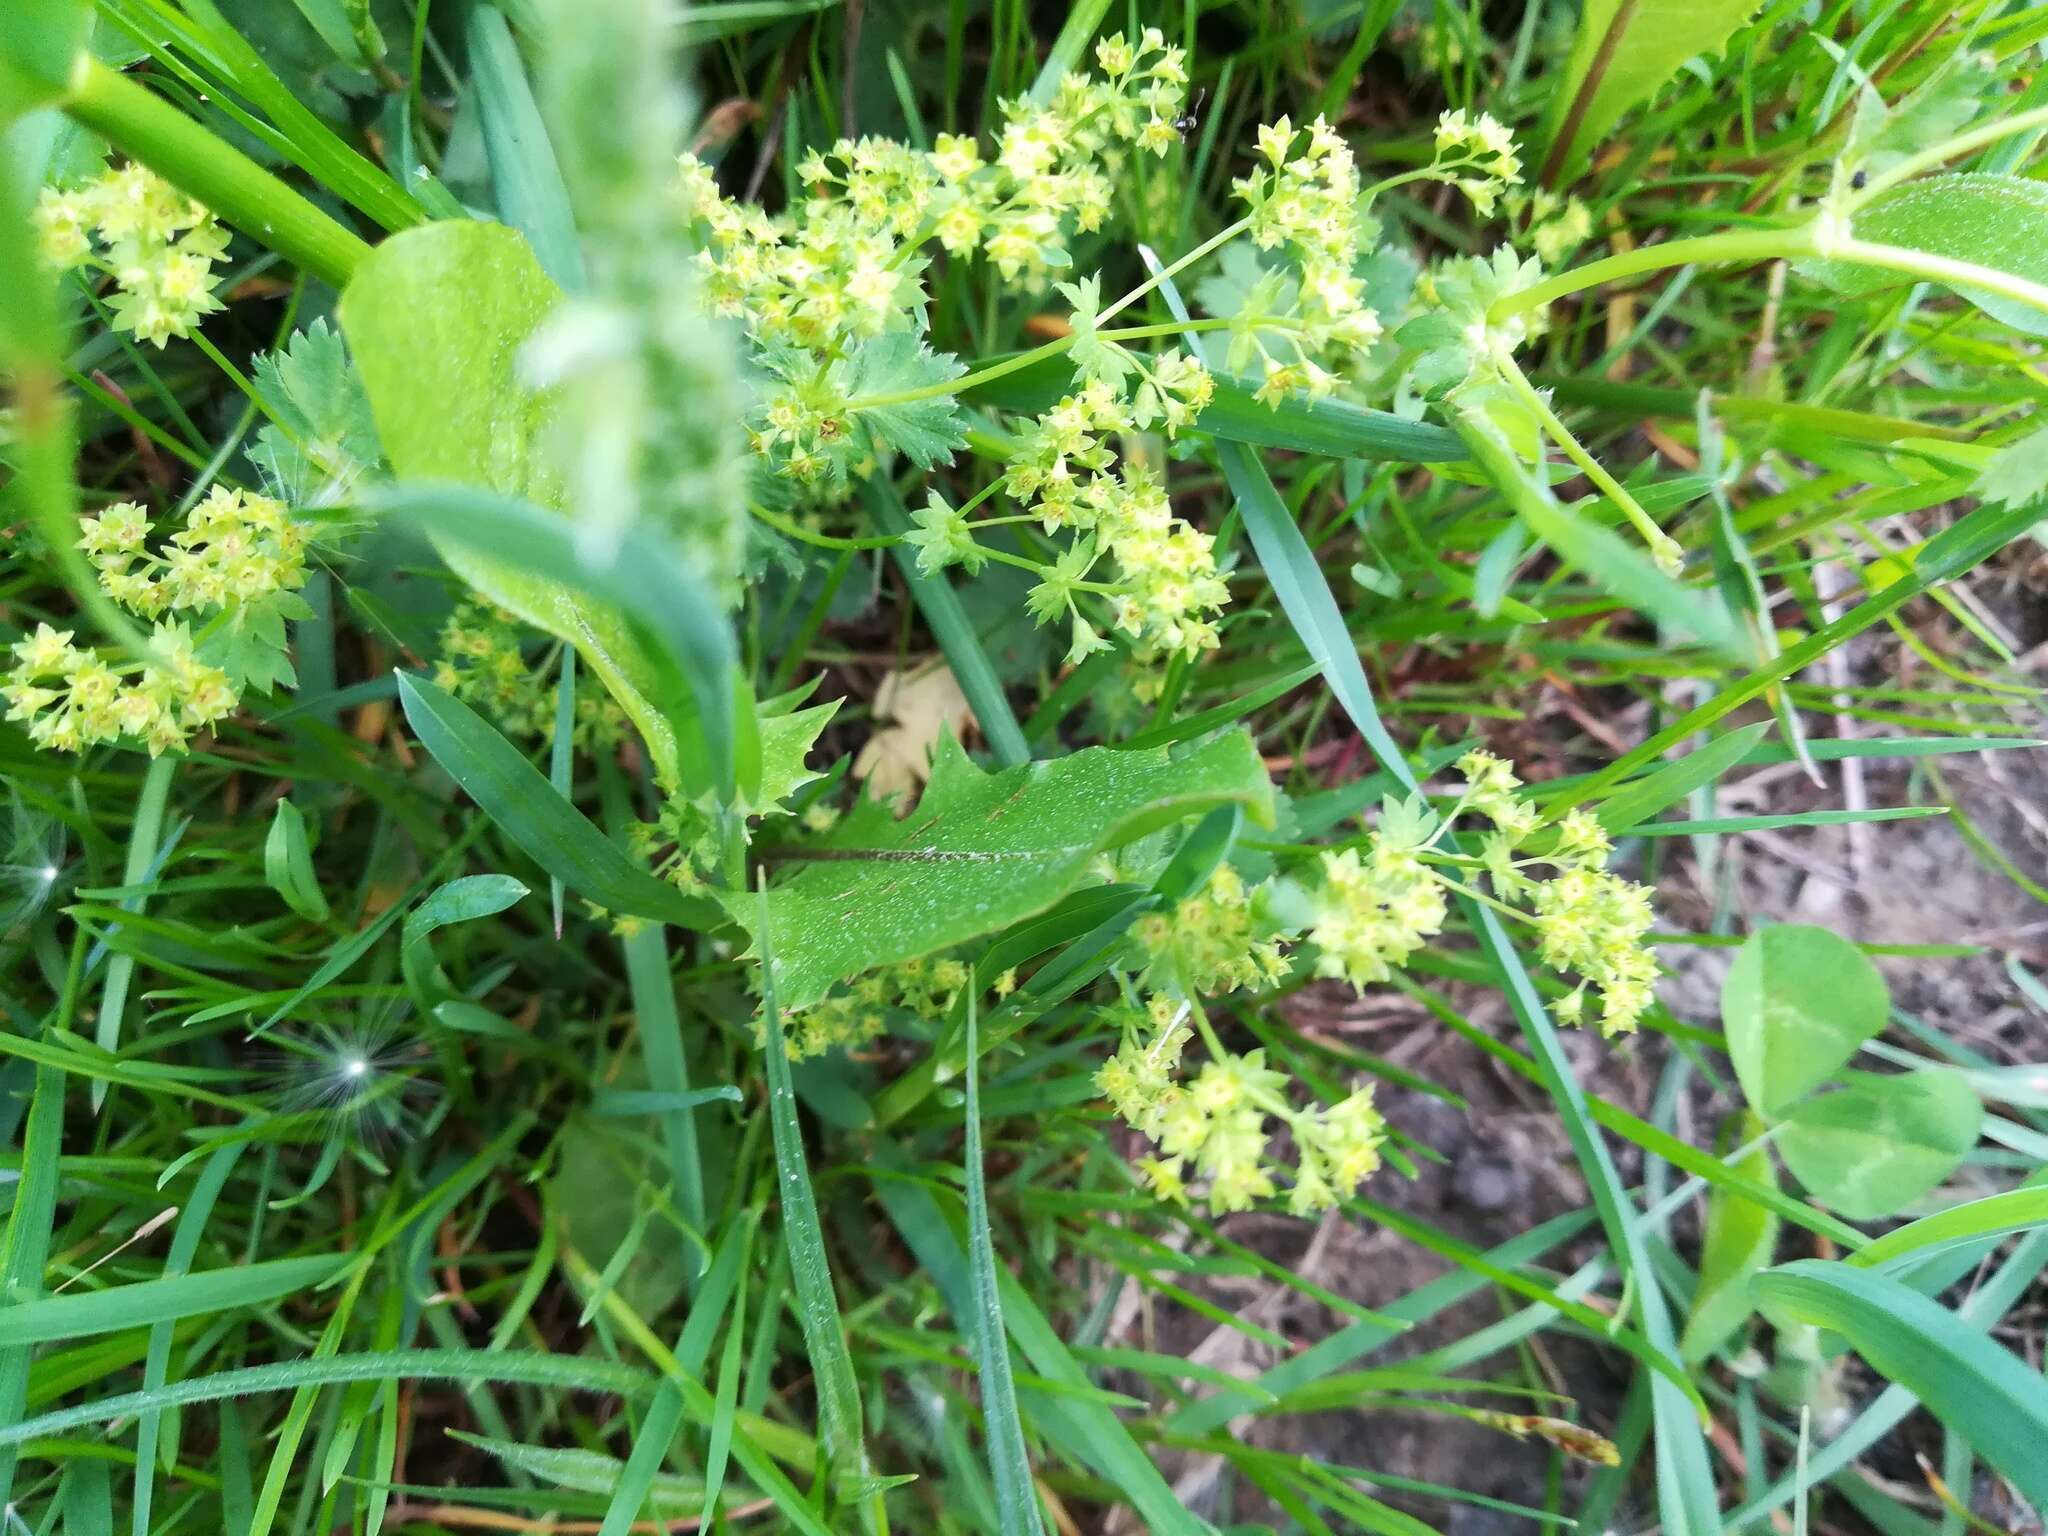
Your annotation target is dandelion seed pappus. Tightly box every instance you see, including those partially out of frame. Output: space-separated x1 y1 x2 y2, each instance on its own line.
261 1012 440 1154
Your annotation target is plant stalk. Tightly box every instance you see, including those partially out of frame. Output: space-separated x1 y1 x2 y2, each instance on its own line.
64 58 370 290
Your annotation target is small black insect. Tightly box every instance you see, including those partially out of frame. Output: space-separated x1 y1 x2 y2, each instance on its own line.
1174 88 1208 140
1850 169 1868 190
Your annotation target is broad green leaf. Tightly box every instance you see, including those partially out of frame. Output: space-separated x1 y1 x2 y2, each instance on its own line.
263 799 330 923
1754 1260 2048 1506
370 480 738 800
1680 1114 1779 1363
724 731 1274 1008
395 671 717 931
551 1115 693 1322
1546 0 1763 174
340 219 732 795
1595 722 1771 833
1810 175 2048 337
1722 924 1890 1119
1777 1070 1983 1222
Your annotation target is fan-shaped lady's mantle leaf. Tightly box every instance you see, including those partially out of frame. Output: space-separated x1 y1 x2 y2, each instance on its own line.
725 731 1274 1007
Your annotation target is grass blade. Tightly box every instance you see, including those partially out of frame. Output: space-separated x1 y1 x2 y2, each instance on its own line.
92 755 175 1111
962 989 1045 1535
0 1255 345 1348
395 671 717 929
1755 1260 2048 1506
621 924 707 1234
873 1165 1210 1536
1847 1184 2048 1270
468 3 586 289
754 875 874 1499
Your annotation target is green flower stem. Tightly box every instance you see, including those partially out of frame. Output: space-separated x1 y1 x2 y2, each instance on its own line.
748 504 899 550
849 318 1241 414
1827 234 2048 318
1487 226 1810 322
1845 104 2048 211
1098 217 1250 323
65 58 370 290
1494 351 1670 555
1490 217 2048 325
1426 869 1533 927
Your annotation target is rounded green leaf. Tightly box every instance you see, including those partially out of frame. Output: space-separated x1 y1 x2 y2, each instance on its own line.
1808 174 2048 337
1722 924 1890 1118
1778 1069 1983 1222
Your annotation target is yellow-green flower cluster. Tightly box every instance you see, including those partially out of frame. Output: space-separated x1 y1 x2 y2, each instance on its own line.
5 620 232 755
1006 407 1228 664
1458 750 1658 1035
1308 836 1449 990
679 33 1190 491
1231 115 1384 399
81 487 308 618
1133 863 1291 995
1303 751 1659 1035
765 953 978 1059
1431 108 1523 217
35 164 229 347
681 30 1185 342
1523 190 1593 266
432 599 628 752
5 489 306 756
1098 996 1386 1215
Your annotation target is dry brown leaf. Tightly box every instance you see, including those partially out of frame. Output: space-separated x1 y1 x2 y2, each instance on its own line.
852 664 977 804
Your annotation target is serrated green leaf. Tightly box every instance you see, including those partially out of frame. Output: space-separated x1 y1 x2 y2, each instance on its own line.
248 317 384 504
724 731 1274 1007
848 332 968 468
1975 423 2048 510
1777 1069 1983 1222
1722 924 1891 1120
